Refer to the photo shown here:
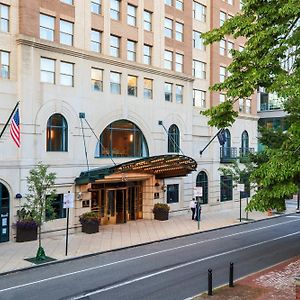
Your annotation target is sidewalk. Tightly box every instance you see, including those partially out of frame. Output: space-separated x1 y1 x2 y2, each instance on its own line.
0 205 295 275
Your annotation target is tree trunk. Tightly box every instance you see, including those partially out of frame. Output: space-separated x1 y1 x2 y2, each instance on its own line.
38 224 41 248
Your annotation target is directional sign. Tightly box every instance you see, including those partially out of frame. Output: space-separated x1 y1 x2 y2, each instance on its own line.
63 193 74 208
193 187 203 197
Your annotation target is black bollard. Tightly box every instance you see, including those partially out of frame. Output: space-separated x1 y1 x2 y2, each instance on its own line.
208 268 213 296
229 262 234 287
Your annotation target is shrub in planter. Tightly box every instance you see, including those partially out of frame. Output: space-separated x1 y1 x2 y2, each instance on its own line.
152 203 170 221
79 212 100 234
16 219 38 242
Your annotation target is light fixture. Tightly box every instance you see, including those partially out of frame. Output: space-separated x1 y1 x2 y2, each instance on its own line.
15 193 22 199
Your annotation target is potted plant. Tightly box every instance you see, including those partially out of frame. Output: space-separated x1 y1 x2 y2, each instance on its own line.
152 203 170 221
79 212 100 234
15 208 38 242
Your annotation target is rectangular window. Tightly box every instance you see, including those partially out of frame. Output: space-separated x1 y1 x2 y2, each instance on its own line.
91 67 103 91
220 175 233 202
144 10 152 31
165 83 172 102
239 98 244 112
60 61 74 86
110 0 120 21
220 39 226 55
220 11 226 26
144 78 153 99
228 0 233 5
220 66 226 82
175 22 184 42
175 53 183 72
40 14 55 41
176 85 183 103
128 75 137 96
127 40 137 61
143 44 152 65
239 45 244 52
175 0 183 10
40 57 55 83
0 4 9 32
164 18 173 38
110 35 120 57
193 89 206 108
164 50 173 70
91 29 101 52
0 51 9 79
165 0 172 6
193 2 206 22
227 41 234 58
240 0 244 10
61 0 73 4
60 20 73 46
91 0 101 14
193 60 206 79
193 30 205 50
167 184 179 204
220 93 226 103
110 71 121 94
46 194 66 220
246 99 251 114
127 4 137 26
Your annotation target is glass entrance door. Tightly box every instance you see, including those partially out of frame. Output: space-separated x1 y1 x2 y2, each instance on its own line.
0 184 9 242
116 189 126 224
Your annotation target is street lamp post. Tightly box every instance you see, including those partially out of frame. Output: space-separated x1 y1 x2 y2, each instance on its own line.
297 188 300 213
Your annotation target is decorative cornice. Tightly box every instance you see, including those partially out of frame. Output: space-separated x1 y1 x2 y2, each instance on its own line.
16 36 194 82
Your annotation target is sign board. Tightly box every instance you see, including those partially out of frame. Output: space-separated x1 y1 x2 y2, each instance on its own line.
236 184 245 192
63 193 74 208
193 187 203 197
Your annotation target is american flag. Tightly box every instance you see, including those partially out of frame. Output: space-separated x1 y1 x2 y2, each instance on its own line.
10 108 20 147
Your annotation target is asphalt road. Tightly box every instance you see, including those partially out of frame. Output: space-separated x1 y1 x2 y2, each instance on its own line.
0 214 299 300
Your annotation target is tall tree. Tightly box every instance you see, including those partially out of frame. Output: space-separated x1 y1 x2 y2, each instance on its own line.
202 0 300 211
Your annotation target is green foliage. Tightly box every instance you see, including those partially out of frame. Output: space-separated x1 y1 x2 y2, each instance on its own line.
152 203 170 213
79 212 99 224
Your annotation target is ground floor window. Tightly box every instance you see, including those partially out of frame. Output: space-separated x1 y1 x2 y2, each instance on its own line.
196 171 208 204
46 194 66 220
220 176 233 202
167 184 179 204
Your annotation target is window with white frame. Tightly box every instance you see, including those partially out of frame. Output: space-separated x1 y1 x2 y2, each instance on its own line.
220 66 226 83
239 98 244 112
164 50 173 70
240 0 244 10
193 60 206 79
110 71 121 94
144 10 152 31
193 1 206 22
0 50 9 79
175 53 183 72
176 85 183 103
193 89 206 108
228 0 233 5
143 44 152 65
165 83 172 101
144 78 153 99
127 4 137 26
127 40 137 61
91 29 101 52
220 93 226 103
220 39 226 55
91 67 103 91
91 0 101 14
227 41 234 58
193 30 205 50
220 11 226 26
110 0 120 21
164 18 173 38
128 75 137 96
60 61 74 86
61 0 73 4
175 0 183 10
239 45 244 52
165 0 172 6
40 14 55 41
246 99 251 114
40 57 55 83
60 20 73 46
110 35 120 57
0 3 9 32
175 22 184 42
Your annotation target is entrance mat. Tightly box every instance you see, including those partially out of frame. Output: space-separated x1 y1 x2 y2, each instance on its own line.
24 256 57 265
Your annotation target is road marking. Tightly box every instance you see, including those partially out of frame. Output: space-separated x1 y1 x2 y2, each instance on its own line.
0 218 299 294
286 215 300 218
72 230 300 299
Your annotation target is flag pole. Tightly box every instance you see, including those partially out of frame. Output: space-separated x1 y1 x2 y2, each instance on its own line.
0 101 19 140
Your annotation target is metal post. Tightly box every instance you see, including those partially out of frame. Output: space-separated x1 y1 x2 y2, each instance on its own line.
65 207 70 256
297 189 300 213
246 197 249 220
208 269 213 296
239 192 242 222
229 262 234 287
197 197 200 230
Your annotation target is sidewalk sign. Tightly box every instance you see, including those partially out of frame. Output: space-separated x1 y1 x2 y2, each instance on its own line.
63 192 74 256
193 187 203 197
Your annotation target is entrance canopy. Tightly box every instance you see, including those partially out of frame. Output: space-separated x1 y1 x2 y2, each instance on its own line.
75 154 197 185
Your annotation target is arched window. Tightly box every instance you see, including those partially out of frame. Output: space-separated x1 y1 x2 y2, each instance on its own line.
0 183 10 242
221 129 231 158
99 120 149 158
196 171 208 204
241 130 249 155
168 124 180 153
46 114 68 152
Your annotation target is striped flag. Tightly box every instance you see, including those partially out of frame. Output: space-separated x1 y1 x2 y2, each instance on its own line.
10 108 20 147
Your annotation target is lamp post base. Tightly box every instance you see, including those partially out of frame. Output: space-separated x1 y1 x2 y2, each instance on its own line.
296 209 300 214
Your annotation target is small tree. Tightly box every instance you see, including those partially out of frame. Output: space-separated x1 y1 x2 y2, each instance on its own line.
25 162 56 261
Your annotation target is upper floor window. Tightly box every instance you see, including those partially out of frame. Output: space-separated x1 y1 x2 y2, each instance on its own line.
46 114 68 152
220 39 226 55
228 0 233 5
91 29 101 52
127 4 137 26
220 93 226 103
127 40 137 61
246 99 251 114
110 35 120 57
144 78 153 99
40 57 55 84
128 75 137 96
143 44 152 65
193 60 206 79
144 10 152 31
165 0 172 5
0 50 9 79
193 31 205 50
165 83 172 101
175 53 183 72
220 66 226 82
175 22 184 42
60 61 74 86
60 20 73 46
91 67 103 92
164 18 173 38
220 11 226 26
193 89 206 108
176 85 183 103
164 50 173 70
110 71 121 94
239 98 244 112
168 124 180 153
61 0 73 4
193 2 206 22
91 0 101 14
0 4 9 32
241 131 249 151
110 0 120 21
40 14 55 41
227 41 234 58
175 0 183 10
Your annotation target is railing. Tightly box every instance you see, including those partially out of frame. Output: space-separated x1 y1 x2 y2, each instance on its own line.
220 147 237 163
239 147 255 162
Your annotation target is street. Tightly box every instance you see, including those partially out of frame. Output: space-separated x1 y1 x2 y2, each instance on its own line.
0 214 299 300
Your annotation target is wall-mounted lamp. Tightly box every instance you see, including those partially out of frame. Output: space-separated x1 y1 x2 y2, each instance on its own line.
155 182 160 187
15 193 22 199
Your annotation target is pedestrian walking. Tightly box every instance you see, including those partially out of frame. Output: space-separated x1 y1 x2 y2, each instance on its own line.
189 198 196 220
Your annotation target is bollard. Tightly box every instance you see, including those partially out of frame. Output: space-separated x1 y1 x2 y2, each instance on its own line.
208 268 213 296
229 262 234 287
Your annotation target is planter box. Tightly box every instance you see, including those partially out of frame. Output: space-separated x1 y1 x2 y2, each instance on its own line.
154 210 169 221
16 226 37 242
82 222 99 234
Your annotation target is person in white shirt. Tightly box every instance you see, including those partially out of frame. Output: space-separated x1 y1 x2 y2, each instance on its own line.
189 198 196 220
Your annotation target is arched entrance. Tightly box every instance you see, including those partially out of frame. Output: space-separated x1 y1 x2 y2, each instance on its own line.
0 183 9 242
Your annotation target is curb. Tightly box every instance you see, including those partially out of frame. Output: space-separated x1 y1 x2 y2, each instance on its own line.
0 212 294 277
